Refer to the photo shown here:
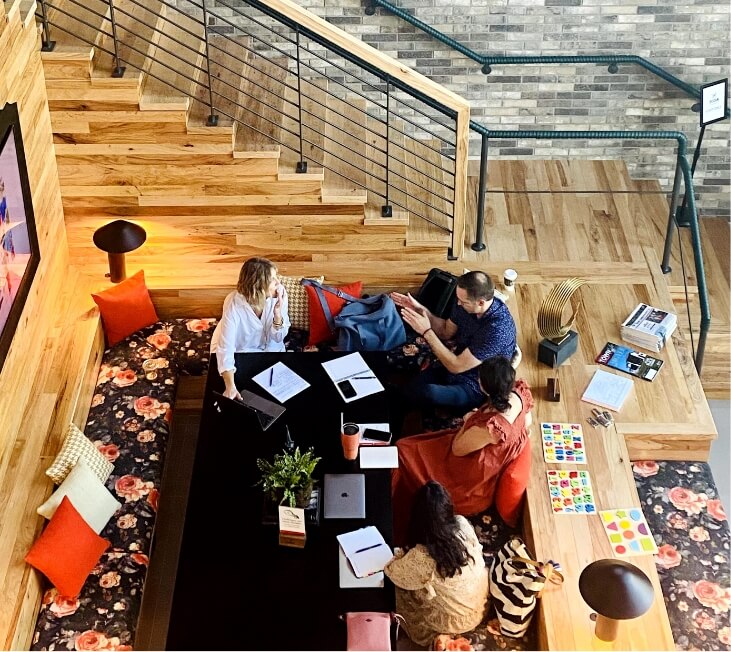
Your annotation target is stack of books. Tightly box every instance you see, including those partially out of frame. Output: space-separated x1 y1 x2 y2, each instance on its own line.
620 303 677 352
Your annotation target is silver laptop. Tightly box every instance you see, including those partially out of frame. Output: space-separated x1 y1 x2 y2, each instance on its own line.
324 473 366 519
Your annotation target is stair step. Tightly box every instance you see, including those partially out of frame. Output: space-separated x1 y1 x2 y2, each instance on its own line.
140 10 205 111
232 144 280 159
363 206 409 226
321 188 368 205
41 46 94 80
278 166 325 182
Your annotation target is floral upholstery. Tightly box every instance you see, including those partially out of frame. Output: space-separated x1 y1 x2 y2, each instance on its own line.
32 319 215 651
634 460 730 651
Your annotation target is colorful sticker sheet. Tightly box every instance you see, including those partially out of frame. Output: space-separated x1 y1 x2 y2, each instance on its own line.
540 422 586 464
599 508 658 557
546 470 596 514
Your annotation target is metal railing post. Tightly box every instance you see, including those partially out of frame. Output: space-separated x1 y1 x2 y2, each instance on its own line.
675 124 706 227
471 133 488 251
38 0 56 51
107 0 126 77
661 160 684 274
382 80 392 217
294 27 307 173
201 0 219 126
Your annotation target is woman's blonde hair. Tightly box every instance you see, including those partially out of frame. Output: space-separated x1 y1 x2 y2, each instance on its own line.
236 257 277 312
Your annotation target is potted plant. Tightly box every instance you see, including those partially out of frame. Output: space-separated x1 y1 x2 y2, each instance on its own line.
256 446 321 508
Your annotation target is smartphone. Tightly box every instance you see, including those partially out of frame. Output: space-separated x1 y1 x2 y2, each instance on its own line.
337 379 357 399
361 428 392 445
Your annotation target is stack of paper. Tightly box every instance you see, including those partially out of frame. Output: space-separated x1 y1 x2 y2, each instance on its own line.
336 525 393 578
620 303 677 352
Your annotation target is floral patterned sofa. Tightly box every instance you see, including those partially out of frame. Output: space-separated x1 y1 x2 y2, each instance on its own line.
32 319 216 651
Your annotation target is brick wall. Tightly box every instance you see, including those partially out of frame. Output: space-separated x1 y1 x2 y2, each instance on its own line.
287 0 730 217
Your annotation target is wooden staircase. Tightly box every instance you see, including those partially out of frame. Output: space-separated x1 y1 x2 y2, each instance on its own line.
40 0 456 269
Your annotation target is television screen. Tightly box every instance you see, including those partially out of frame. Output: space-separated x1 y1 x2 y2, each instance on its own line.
0 103 40 371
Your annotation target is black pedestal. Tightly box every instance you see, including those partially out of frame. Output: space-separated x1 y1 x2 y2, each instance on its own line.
537 330 579 367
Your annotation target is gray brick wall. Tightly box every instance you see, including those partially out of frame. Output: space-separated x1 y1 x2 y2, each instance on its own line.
297 0 731 217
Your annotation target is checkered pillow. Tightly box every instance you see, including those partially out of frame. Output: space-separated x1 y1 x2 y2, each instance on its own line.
280 275 324 331
46 423 114 485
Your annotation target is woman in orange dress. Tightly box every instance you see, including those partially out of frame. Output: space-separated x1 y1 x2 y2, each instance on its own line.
392 356 533 545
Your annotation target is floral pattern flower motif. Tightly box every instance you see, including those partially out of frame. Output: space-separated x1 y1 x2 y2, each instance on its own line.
635 460 731 650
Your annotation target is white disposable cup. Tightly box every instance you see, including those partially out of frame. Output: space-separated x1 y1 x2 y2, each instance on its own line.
503 268 518 290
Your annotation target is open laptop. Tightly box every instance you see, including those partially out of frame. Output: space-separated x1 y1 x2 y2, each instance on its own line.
323 473 366 519
212 389 285 431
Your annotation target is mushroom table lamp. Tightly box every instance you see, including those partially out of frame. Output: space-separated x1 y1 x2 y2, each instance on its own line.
579 559 655 642
93 220 147 283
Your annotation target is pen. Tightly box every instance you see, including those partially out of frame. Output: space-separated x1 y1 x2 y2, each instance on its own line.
269 368 274 386
354 543 383 554
352 376 376 379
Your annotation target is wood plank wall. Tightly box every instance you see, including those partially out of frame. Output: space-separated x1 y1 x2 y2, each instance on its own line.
0 6 103 649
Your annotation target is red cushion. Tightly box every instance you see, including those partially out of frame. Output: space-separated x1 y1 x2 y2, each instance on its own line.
25 496 110 597
304 281 362 346
495 441 531 527
91 270 159 346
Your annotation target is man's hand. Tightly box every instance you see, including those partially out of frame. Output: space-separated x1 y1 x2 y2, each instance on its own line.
401 306 431 336
390 291 424 313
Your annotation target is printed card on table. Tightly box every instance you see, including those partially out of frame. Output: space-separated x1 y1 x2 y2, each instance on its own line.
546 470 596 514
599 508 658 557
541 422 586 464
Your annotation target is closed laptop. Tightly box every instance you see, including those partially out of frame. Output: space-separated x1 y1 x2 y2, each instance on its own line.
324 473 366 519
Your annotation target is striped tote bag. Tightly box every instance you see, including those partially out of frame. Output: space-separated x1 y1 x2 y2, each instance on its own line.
488 536 563 638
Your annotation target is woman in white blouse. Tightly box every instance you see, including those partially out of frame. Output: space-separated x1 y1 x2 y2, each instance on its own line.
210 257 290 399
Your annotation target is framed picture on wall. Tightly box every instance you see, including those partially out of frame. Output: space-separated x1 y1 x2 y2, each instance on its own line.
0 102 41 372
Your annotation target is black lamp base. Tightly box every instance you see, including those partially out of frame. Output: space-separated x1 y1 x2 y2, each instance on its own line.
537 330 579 367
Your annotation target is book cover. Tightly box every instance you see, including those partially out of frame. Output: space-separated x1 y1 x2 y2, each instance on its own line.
620 303 677 350
595 342 664 382
581 369 634 412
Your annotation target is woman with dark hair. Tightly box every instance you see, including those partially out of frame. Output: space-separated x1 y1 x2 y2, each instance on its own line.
384 481 489 646
392 356 533 544
210 257 289 399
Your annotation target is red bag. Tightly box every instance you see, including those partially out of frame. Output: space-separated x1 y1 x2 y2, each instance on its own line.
344 612 402 651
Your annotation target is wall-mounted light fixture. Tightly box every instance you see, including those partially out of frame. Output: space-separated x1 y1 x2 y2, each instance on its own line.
579 559 654 642
93 220 146 283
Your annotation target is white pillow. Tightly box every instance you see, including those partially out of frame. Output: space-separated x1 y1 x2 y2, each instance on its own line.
38 458 121 534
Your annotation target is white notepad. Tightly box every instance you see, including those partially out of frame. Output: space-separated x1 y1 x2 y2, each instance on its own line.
581 368 633 412
252 362 310 403
359 446 398 469
338 546 384 588
322 353 384 403
337 526 393 578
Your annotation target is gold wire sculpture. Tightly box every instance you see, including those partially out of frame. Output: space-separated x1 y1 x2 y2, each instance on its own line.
537 278 587 342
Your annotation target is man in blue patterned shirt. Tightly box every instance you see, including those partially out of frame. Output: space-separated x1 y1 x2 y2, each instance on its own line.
392 271 516 412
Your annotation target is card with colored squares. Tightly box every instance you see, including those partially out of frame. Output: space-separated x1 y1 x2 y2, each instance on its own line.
599 508 658 557
546 470 596 514
540 422 586 464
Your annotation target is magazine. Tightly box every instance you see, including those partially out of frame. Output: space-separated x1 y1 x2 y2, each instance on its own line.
596 342 664 382
620 303 677 352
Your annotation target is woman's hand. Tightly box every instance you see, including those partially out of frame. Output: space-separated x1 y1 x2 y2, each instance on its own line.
273 283 284 320
221 370 242 401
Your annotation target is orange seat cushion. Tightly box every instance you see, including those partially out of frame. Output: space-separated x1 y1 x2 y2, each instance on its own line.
92 270 159 346
495 441 531 528
25 496 110 597
304 281 362 346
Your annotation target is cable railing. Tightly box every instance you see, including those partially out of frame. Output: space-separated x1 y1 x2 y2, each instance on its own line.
37 0 469 256
366 0 712 374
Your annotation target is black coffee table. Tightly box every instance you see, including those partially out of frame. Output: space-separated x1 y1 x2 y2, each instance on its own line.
166 352 395 651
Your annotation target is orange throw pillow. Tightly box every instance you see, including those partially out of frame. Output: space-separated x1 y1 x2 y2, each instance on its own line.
25 496 110 597
304 281 362 346
495 441 531 528
92 270 159 346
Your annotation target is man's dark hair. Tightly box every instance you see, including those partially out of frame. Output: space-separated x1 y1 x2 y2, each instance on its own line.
406 481 471 579
457 271 494 302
